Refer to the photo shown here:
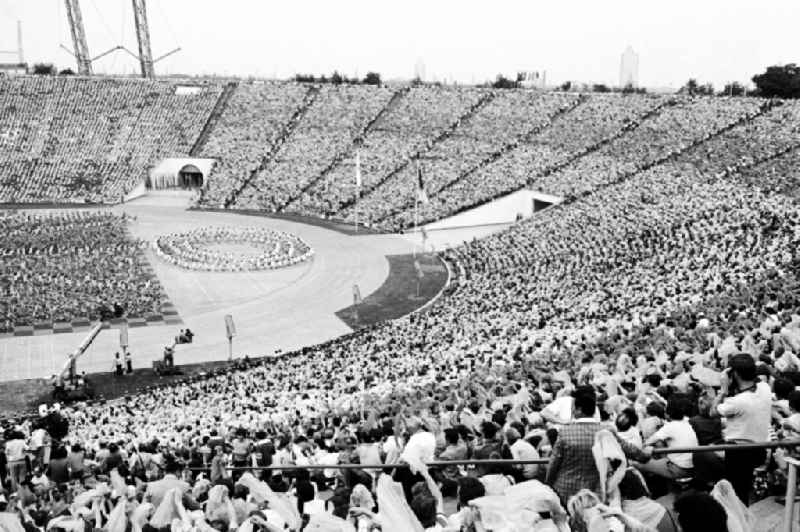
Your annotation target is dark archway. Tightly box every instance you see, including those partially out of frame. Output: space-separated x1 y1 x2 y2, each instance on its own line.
178 164 204 188
533 198 553 213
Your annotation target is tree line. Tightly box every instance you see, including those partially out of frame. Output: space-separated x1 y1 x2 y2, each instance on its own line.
28 62 800 98
32 63 73 76
677 64 800 98
294 71 382 85
486 64 800 98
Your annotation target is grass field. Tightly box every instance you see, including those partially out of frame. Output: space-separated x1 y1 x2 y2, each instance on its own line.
335 252 448 328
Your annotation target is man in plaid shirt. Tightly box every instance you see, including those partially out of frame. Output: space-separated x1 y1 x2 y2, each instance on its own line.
546 385 652 504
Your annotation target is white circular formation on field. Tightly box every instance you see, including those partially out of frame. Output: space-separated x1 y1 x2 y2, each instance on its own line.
154 226 314 272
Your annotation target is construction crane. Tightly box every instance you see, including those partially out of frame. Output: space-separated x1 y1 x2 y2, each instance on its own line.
59 322 103 382
61 0 181 79
129 0 182 79
131 0 154 78
51 322 103 402
62 0 92 75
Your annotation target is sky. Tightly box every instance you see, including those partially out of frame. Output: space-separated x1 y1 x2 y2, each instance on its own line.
0 0 797 89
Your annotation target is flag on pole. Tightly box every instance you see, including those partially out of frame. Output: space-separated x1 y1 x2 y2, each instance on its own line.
119 324 129 349
355 151 362 188
414 259 425 279
416 165 429 204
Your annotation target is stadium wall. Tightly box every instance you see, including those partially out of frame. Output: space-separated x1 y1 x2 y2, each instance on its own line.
124 180 147 202
423 189 563 231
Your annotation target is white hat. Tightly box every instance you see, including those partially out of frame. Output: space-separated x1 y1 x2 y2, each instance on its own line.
262 510 285 530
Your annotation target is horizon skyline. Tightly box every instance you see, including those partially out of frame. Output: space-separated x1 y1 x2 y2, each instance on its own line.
0 0 797 89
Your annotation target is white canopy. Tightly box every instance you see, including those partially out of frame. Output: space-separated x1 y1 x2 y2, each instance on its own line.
149 158 216 190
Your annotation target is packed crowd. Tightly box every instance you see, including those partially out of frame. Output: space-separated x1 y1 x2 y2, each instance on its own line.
0 77 221 203
526 96 767 199
154 226 313 272
197 86 796 233
0 211 165 332
199 83 311 208
733 145 800 199
0 367 770 532
2 121 800 529
199 89 800 236
4 81 800 530
281 86 486 219
397 96 770 229
3 76 796 238
240 85 395 212
340 91 581 227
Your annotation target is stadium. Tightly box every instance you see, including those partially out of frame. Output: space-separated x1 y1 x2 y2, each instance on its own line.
1 1 800 531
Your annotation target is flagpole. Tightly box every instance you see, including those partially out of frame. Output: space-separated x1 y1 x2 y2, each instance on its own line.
414 189 419 258
415 160 421 257
415 196 419 234
413 195 417 258
354 149 360 233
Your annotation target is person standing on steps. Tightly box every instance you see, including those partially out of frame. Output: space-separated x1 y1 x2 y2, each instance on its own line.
546 385 652 504
113 352 123 376
710 353 771 505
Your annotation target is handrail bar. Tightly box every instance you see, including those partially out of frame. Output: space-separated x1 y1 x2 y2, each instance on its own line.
192 459 549 471
188 439 800 472
651 439 800 455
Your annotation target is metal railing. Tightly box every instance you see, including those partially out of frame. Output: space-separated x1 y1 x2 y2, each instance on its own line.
650 439 800 454
784 457 800 532
191 458 550 472
189 439 800 532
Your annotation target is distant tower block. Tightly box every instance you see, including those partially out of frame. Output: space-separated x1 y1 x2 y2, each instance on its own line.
619 45 639 88
17 20 23 63
414 58 426 82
